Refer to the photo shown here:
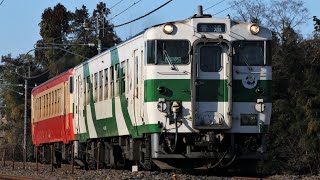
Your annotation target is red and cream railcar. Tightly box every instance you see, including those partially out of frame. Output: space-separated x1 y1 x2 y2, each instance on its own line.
31 68 75 146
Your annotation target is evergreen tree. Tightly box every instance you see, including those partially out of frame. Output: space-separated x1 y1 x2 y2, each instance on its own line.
36 2 121 78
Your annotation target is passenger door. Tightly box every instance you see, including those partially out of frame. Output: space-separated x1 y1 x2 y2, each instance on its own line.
192 41 231 129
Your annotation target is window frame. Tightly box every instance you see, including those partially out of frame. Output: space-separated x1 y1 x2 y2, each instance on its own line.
147 39 191 65
232 40 271 66
199 45 223 72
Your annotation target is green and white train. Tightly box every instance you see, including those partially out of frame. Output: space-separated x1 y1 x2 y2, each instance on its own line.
33 6 272 169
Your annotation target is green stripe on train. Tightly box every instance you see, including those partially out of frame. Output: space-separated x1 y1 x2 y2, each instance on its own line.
76 62 119 142
144 79 228 102
144 79 272 103
232 80 272 102
75 123 161 140
144 79 191 102
196 80 228 102
75 48 161 142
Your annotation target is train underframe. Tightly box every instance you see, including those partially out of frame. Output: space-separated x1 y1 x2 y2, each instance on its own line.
36 132 266 170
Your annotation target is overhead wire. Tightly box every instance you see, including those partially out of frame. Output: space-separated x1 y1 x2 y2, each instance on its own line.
114 0 173 28
212 0 246 16
204 0 226 12
108 0 144 22
109 0 125 10
0 0 4 6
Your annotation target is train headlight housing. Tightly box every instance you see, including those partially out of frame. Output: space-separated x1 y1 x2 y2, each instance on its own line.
249 24 260 35
163 23 174 34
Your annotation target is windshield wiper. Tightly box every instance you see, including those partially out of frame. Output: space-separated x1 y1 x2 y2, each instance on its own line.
240 54 253 71
163 50 178 71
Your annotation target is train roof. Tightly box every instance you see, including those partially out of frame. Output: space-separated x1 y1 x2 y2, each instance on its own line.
31 68 74 96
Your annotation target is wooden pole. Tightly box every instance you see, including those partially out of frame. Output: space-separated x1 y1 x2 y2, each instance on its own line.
97 142 100 170
71 143 74 174
12 148 14 170
36 146 38 173
3 149 5 167
51 144 53 172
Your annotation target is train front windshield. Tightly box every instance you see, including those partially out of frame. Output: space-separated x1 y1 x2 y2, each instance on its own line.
233 41 271 66
147 40 190 64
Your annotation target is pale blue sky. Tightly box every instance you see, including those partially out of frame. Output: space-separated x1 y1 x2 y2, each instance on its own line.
0 0 319 58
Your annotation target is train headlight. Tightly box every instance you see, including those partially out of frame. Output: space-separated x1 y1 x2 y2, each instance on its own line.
249 24 260 35
163 23 174 34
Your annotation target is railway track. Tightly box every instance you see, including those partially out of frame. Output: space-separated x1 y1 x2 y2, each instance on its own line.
0 161 274 180
0 174 44 180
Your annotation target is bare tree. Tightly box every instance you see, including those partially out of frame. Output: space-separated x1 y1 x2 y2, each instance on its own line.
232 0 309 41
232 0 267 24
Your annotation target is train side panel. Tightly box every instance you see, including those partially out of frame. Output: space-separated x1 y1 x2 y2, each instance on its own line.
31 69 75 146
72 35 161 141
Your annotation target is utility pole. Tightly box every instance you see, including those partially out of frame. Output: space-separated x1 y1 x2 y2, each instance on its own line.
23 65 30 169
96 16 101 54
83 14 103 54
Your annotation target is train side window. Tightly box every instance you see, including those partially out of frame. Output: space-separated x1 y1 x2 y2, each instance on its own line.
87 76 90 105
141 50 143 88
75 79 77 95
94 73 98 102
45 94 48 118
57 89 60 114
51 92 53 116
42 95 44 118
38 98 40 119
43 95 46 118
115 64 119 96
52 92 54 115
83 78 86 105
110 66 114 97
104 68 108 100
39 97 42 118
91 74 94 102
53 90 56 115
121 61 126 95
39 98 41 119
56 90 58 114
69 77 74 94
47 93 49 117
126 59 129 93
99 70 103 101
35 98 37 120
47 94 49 117
135 55 139 98
48 92 51 116
43 95 45 117
41 96 43 118
49 93 51 117
51 92 54 116
43 95 45 118
36 98 38 120
48 94 50 117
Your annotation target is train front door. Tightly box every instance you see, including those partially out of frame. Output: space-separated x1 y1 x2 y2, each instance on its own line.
192 40 232 129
